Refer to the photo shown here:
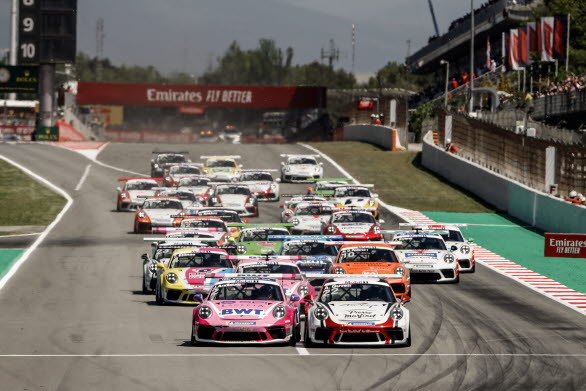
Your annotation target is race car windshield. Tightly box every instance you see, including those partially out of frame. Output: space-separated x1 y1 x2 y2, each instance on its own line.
439 230 465 242
320 283 394 303
170 253 231 268
339 248 398 263
179 178 210 186
196 210 242 223
332 213 375 224
208 160 236 168
180 219 226 230
126 182 157 191
241 229 289 242
154 248 176 260
296 206 333 216
240 264 300 274
395 237 447 250
217 186 250 195
159 155 185 164
143 200 184 209
335 188 371 197
282 242 338 256
171 166 201 175
241 173 273 181
209 282 283 301
289 158 317 165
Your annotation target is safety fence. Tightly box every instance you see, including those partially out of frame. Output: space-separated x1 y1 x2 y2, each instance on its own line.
532 89 586 120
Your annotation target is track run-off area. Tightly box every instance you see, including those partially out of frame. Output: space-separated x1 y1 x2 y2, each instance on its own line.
0 142 584 391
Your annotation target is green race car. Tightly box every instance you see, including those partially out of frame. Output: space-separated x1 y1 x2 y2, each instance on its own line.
231 224 292 255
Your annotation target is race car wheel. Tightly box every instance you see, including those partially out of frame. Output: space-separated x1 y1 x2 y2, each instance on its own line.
408 286 412 298
116 201 121 212
469 263 476 273
155 284 165 305
405 326 411 347
191 325 198 346
303 324 315 348
288 325 301 346
142 278 149 294
451 273 460 284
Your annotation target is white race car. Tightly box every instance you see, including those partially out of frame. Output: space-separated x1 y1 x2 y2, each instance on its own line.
287 202 336 234
134 197 186 234
154 188 203 209
236 170 280 201
208 184 258 217
332 185 380 218
411 224 475 273
391 233 459 283
279 195 329 223
304 278 410 346
151 152 190 177
164 164 202 187
116 178 160 211
280 154 323 183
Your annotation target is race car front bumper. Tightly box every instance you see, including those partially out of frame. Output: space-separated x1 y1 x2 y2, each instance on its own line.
193 322 295 344
282 174 321 182
307 321 409 345
404 264 459 282
337 232 384 241
160 286 212 304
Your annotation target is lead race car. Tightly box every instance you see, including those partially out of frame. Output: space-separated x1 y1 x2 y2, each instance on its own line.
191 276 301 345
389 232 460 283
201 155 242 182
280 154 323 183
304 277 410 346
116 178 161 211
235 170 280 201
151 151 190 177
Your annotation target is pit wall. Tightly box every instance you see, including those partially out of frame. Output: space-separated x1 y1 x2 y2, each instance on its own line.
341 125 403 151
422 131 586 234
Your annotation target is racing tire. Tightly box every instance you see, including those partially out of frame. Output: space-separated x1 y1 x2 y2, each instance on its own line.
155 284 165 305
116 202 121 212
191 325 201 346
451 273 460 284
469 263 476 273
303 324 315 348
288 324 301 346
408 286 412 298
405 326 411 347
142 278 149 294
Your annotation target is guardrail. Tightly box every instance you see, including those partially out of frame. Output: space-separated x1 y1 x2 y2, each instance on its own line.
532 89 586 120
341 125 404 151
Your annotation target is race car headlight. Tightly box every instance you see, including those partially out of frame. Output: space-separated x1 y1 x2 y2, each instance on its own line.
149 264 157 272
154 164 159 169
461 245 471 254
285 166 291 173
237 245 246 254
138 211 146 218
212 197 219 203
297 285 309 297
334 267 345 274
369 199 375 206
120 193 127 199
270 183 277 189
273 306 286 319
444 254 455 263
391 306 404 321
198 305 212 319
314 306 329 320
292 218 300 226
373 226 381 235
166 273 178 284
327 226 337 234
178 211 186 216
395 266 406 276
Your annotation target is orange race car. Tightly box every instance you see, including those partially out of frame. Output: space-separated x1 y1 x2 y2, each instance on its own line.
330 243 411 298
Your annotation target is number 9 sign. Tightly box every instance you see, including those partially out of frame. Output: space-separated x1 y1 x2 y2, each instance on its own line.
17 0 39 64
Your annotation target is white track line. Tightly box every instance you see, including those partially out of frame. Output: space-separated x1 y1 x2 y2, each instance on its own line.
0 353 583 358
0 233 41 238
0 155 73 291
74 164 92 191
296 345 310 355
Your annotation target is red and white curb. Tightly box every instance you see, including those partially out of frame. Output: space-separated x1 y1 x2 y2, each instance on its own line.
395 210 586 315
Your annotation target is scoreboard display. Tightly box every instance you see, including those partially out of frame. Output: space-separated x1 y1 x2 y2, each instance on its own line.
17 0 77 64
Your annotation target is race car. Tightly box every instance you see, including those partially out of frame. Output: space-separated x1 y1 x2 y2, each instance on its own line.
280 154 323 183
332 185 380 218
218 125 242 144
308 178 353 196
186 207 245 223
235 259 315 310
176 176 214 204
153 188 203 209
116 178 161 211
287 202 337 234
164 164 202 187
208 184 258 217
279 195 329 222
191 276 301 345
304 277 410 346
134 197 186 234
201 155 242 182
322 210 385 241
409 224 475 273
168 216 232 241
277 235 341 282
141 238 215 293
151 151 190 177
330 243 410 298
155 247 235 305
236 170 280 201
232 226 291 255
198 129 219 143
391 233 459 283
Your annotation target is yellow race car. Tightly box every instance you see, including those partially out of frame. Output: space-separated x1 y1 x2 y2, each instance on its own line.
332 185 380 218
200 155 242 182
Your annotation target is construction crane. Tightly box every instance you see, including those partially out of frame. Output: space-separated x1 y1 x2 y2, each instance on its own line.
427 0 440 37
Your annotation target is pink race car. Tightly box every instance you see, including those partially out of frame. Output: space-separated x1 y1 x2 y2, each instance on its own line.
191 276 301 345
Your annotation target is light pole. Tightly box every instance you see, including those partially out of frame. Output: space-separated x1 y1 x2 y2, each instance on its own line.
440 60 449 108
468 0 475 113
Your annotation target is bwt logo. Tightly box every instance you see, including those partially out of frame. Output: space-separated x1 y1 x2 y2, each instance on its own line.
222 308 263 315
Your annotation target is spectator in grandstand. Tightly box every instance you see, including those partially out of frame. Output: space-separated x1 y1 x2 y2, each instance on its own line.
373 115 382 125
565 190 580 204
445 139 458 153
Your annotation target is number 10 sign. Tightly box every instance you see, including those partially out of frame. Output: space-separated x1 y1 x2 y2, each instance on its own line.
18 0 40 64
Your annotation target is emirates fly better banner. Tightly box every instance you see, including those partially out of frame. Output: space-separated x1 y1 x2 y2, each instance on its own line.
544 233 586 259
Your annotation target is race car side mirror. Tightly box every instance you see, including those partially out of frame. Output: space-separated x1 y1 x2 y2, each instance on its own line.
116 187 122 192
275 178 281 183
290 294 300 302
141 253 149 260
451 245 458 251
373 193 379 198
401 296 410 304
194 294 204 303
285 212 291 216
319 162 323 166
244 218 250 223
279 204 284 208
156 262 165 269
379 219 385 224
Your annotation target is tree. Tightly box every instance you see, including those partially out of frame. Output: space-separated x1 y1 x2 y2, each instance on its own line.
365 62 433 92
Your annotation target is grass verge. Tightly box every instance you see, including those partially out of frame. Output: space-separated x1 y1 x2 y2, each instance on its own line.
308 141 494 213
0 159 66 226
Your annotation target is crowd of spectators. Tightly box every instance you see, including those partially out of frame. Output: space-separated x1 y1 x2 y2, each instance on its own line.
530 74 586 99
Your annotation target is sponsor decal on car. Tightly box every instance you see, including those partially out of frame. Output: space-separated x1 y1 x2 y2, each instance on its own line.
221 308 264 315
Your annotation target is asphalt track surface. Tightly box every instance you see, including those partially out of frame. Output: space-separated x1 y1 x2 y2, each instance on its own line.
0 142 584 391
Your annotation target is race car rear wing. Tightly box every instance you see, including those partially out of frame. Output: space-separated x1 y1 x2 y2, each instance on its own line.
200 155 241 159
226 255 303 262
118 177 164 182
399 223 468 230
241 169 279 172
205 273 303 280
151 227 222 234
304 273 403 280
382 228 449 235
143 237 219 243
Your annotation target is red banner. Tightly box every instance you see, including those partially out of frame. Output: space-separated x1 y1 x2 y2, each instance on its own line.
544 233 586 258
554 15 568 59
77 82 326 109
0 125 35 135
178 106 206 115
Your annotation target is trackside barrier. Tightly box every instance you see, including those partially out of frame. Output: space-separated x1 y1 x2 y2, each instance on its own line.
421 131 586 234
341 125 405 151
56 120 86 141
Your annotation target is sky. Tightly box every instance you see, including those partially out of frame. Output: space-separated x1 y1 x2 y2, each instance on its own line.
0 0 472 77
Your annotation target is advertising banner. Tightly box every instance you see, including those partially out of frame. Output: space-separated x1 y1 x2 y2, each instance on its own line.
544 233 586 258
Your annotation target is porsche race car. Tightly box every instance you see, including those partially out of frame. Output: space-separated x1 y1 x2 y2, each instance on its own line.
208 184 258 217
116 178 161 211
322 210 384 241
151 152 190 177
134 197 186 234
287 202 336 234
236 170 280 201
201 155 242 182
280 154 323 183
164 164 202 187
332 185 380 218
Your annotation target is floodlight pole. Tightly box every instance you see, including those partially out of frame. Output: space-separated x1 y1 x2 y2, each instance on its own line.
468 0 475 113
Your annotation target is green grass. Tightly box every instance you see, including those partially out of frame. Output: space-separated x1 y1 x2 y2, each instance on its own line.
0 159 66 226
309 142 494 213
